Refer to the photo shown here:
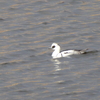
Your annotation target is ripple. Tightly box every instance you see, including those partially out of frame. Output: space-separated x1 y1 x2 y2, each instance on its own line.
0 60 27 67
56 80 74 85
16 89 33 94
0 18 4 21
0 0 100 100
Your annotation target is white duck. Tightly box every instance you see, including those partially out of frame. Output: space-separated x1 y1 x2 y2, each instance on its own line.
50 43 88 59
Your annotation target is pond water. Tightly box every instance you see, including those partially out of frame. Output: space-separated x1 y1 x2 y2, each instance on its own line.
0 0 100 100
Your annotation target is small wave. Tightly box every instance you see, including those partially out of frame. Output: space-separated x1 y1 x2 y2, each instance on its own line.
85 50 99 55
0 18 4 21
16 89 33 94
0 60 27 66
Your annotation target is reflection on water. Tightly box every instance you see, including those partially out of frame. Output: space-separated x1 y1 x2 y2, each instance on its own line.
52 59 61 71
51 58 70 73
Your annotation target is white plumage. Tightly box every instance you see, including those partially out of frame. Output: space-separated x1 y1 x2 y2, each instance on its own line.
50 43 88 59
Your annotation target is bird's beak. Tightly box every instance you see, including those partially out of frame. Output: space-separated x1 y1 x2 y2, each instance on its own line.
49 47 52 49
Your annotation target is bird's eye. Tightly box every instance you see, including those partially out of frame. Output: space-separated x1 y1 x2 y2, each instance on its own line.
52 46 55 48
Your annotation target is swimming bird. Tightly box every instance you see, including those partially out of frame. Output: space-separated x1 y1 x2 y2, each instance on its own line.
50 43 88 59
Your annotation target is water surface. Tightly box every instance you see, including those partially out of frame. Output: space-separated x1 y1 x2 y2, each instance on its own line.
0 0 100 100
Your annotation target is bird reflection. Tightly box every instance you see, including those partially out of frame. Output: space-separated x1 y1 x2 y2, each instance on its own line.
51 59 61 71
51 58 70 72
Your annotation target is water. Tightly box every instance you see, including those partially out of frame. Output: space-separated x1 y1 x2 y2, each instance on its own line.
0 0 100 100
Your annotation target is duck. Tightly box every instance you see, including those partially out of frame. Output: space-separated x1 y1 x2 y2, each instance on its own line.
50 43 88 59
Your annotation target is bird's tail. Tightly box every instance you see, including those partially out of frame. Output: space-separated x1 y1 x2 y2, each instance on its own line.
80 48 89 54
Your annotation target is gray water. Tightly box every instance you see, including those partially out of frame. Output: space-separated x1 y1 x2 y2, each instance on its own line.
0 0 100 100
